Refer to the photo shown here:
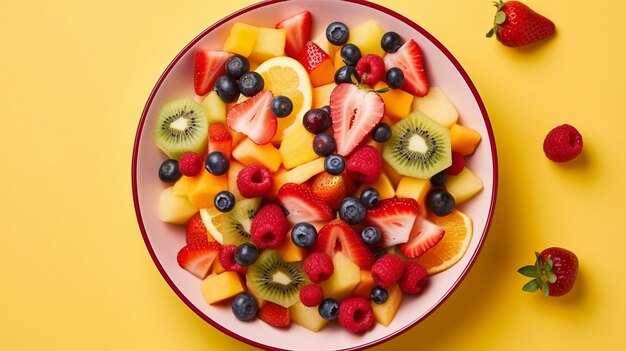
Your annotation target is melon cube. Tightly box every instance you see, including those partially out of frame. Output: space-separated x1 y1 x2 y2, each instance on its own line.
187 169 228 209
311 31 336 58
445 167 483 204
312 83 336 108
232 138 282 172
371 283 403 326
356 172 395 200
171 175 197 196
320 252 361 300
353 270 377 299
200 271 244 305
249 27 286 62
223 22 260 57
412 87 459 127
278 123 318 169
227 160 245 200
201 91 226 124
374 82 413 120
290 301 329 332
348 20 386 57
450 123 482 156
158 186 198 225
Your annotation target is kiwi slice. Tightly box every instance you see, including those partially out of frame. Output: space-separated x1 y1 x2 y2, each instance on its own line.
246 250 308 308
220 197 262 246
154 97 208 159
383 111 452 179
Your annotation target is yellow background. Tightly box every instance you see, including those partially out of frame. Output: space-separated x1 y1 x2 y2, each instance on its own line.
2 0 625 349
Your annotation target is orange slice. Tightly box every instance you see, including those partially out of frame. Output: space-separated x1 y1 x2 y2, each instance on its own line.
199 207 225 244
255 56 312 142
412 210 473 274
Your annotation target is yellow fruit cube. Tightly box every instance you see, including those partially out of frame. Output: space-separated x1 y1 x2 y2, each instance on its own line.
312 83 336 109
450 123 482 156
356 173 395 200
278 123 318 169
311 30 336 58
158 186 198 225
249 27 286 62
201 91 226 125
353 270 377 299
276 157 324 185
395 176 432 210
171 175 197 196
374 82 413 120
334 50 345 71
246 276 266 308
290 301 329 332
412 87 459 127
200 271 245 305
227 160 245 200
348 20 386 57
187 169 228 209
230 130 247 148
382 159 403 188
320 252 361 300
445 167 483 204
277 238 306 262
223 22 260 57
232 138 282 172
371 284 403 326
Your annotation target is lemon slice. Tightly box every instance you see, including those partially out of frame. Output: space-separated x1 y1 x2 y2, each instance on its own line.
255 56 312 141
199 207 224 244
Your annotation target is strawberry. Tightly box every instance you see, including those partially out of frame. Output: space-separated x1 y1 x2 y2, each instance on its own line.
186 212 210 245
297 41 331 74
176 242 222 279
259 302 290 328
277 183 334 226
383 39 429 97
486 0 555 47
311 220 374 269
365 198 420 247
518 247 578 297
310 172 356 210
208 123 233 159
330 83 384 156
226 90 277 145
399 216 445 259
275 11 312 58
193 50 231 97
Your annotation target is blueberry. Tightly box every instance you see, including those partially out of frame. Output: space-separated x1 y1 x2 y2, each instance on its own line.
324 154 345 175
291 223 317 248
270 95 293 118
381 31 404 53
225 55 250 80
430 171 447 187
235 243 259 266
214 75 240 103
231 292 258 321
371 286 388 304
321 105 331 115
313 133 337 156
340 43 361 66
325 22 349 46
334 65 359 85
303 109 331 134
339 196 366 224
158 159 181 183
238 72 264 97
386 67 405 89
318 298 340 320
427 188 455 216
205 151 230 175
360 187 380 207
214 191 235 212
371 122 392 143
361 226 381 245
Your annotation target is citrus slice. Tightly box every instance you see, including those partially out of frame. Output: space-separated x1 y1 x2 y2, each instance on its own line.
412 210 473 274
199 207 225 243
255 56 312 141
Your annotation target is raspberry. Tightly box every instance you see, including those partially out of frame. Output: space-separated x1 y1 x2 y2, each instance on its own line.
236 164 274 198
543 124 583 162
371 254 405 288
355 54 386 86
299 284 324 307
346 145 382 184
338 296 374 333
259 302 290 328
303 252 334 283
218 245 246 273
178 152 203 177
399 262 428 294
185 212 209 245
445 151 465 175
250 204 288 249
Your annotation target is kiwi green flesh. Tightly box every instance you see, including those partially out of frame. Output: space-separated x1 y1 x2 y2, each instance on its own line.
247 250 308 308
383 111 452 179
221 197 261 246
154 97 208 159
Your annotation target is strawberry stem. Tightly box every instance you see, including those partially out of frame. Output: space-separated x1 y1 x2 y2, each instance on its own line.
518 252 557 297
486 0 506 38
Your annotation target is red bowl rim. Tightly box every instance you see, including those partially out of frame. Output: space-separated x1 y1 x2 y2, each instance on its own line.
131 0 498 350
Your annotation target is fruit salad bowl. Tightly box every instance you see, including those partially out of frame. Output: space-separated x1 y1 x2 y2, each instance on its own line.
132 0 497 350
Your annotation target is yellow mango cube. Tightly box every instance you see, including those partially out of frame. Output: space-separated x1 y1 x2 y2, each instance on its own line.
382 159 403 188
320 252 361 300
249 27 286 62
371 284 403 326
223 22 260 57
171 175 197 196
200 271 245 305
348 20 386 57
277 238 306 262
187 169 228 209
278 123 318 169
356 173 395 200
353 270 377 299
374 82 413 120
450 123 482 156
232 138 282 172
245 276 266 308
395 176 432 209
312 83 336 108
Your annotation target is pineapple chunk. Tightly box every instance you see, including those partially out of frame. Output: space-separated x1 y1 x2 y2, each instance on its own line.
371 284 403 326
223 22 260 57
249 27 286 62
200 271 244 304
291 301 329 332
202 91 226 124
374 82 413 120
353 270 377 299
356 172 395 200
187 169 228 208
445 167 483 204
158 186 198 224
348 20 386 57
275 157 324 185
412 87 459 127
320 252 361 300
450 123 482 156
279 123 318 169
171 175 196 196
232 138 282 172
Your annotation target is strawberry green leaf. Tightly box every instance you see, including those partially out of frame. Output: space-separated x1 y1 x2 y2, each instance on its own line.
540 281 550 297
495 11 506 25
518 265 538 278
486 28 495 38
548 272 557 284
496 0 504 10
522 279 539 292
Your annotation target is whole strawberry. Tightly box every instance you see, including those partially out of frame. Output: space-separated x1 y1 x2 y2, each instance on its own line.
486 0 555 47
518 247 578 297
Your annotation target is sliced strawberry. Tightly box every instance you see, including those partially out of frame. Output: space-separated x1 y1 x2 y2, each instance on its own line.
259 301 290 328
186 212 210 245
275 11 312 58
208 123 233 159
176 242 223 279
297 41 331 73
311 220 374 269
310 171 356 210
399 216 445 259
383 39 429 97
277 183 334 225
193 50 231 97
330 83 384 156
366 198 420 247
226 90 277 145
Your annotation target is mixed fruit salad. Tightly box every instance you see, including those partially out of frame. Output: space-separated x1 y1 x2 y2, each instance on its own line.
153 11 485 333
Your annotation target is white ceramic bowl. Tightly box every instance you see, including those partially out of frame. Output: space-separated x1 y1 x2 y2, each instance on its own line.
132 0 497 350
